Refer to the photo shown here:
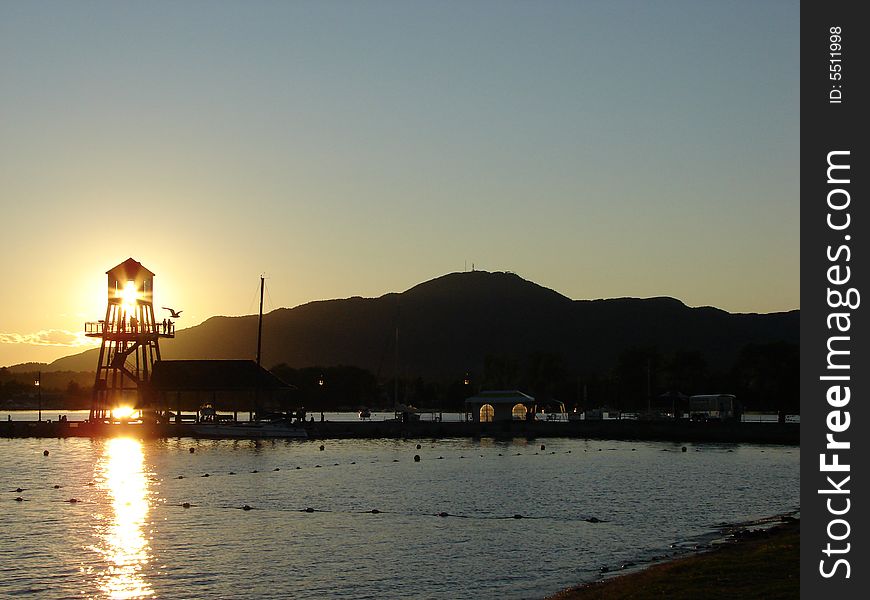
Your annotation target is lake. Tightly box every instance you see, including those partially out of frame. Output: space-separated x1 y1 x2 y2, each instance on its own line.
0 436 798 599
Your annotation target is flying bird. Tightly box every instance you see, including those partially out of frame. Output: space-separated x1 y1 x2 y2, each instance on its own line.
162 307 183 318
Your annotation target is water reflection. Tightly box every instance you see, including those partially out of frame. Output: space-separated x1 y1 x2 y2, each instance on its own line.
95 437 153 599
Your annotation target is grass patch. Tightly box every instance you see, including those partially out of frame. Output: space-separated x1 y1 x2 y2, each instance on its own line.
548 520 799 600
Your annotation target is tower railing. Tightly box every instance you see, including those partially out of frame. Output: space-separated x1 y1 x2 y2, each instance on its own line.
84 321 175 337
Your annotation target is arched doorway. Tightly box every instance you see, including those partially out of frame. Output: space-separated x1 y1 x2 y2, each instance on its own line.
480 404 494 422
512 403 527 420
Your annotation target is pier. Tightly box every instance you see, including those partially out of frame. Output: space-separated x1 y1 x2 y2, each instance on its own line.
1 419 799 444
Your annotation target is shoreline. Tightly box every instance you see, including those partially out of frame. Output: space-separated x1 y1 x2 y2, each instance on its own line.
546 514 799 600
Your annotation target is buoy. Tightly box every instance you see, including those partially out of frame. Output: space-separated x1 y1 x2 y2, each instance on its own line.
319 445 325 451
681 447 687 452
182 502 191 508
177 475 184 479
14 497 24 502
414 455 420 462
540 444 545 451
53 485 60 489
416 444 421 450
370 509 380 514
43 450 49 456
189 448 195 454
242 505 252 511
15 488 23 493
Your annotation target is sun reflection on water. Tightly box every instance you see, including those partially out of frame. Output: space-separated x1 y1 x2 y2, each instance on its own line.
95 437 154 599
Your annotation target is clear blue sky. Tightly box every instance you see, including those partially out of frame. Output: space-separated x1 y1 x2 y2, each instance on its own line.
0 0 799 366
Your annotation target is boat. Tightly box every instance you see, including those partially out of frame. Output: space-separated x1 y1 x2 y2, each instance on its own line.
358 407 371 420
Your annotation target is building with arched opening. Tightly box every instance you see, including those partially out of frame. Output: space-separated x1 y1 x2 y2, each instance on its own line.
465 390 536 423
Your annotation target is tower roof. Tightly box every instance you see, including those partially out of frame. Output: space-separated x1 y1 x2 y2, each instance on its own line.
107 258 155 279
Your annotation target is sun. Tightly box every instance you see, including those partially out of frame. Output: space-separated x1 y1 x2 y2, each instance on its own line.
120 281 139 314
111 406 137 421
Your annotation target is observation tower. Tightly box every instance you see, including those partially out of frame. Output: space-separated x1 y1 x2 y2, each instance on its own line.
85 258 174 422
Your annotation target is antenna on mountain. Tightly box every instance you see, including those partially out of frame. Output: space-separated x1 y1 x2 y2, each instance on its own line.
472 263 475 272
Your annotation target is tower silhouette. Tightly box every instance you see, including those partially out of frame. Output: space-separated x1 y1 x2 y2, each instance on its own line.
85 258 174 422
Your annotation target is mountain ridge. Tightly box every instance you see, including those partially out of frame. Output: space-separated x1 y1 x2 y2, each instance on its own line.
44 270 798 377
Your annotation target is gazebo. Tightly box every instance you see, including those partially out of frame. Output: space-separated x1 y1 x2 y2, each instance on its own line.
465 390 536 423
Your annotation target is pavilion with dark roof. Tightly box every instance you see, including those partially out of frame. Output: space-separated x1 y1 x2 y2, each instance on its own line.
148 360 294 418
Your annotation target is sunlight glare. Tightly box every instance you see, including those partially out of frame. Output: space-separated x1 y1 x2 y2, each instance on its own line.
111 406 137 421
120 281 139 314
95 437 153 599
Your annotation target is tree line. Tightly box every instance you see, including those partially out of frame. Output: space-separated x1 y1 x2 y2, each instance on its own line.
1 341 798 415
268 341 799 415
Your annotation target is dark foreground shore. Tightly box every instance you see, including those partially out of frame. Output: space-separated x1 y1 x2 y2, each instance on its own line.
1 419 799 444
548 519 799 600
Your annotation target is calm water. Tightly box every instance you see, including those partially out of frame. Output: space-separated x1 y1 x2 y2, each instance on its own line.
0 436 798 599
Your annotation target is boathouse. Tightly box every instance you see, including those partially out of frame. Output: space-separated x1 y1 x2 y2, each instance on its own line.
148 360 294 418
688 394 741 422
465 390 536 423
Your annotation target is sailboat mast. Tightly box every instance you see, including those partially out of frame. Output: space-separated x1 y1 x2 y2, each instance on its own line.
256 275 264 368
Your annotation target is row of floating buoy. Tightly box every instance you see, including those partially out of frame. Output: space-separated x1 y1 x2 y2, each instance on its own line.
20 444 622 491
9 479 609 523
18 442 707 504
167 501 606 523
40 443 719 462
179 448 570 472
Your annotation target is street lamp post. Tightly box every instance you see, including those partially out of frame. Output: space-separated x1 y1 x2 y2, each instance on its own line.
35 371 42 422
